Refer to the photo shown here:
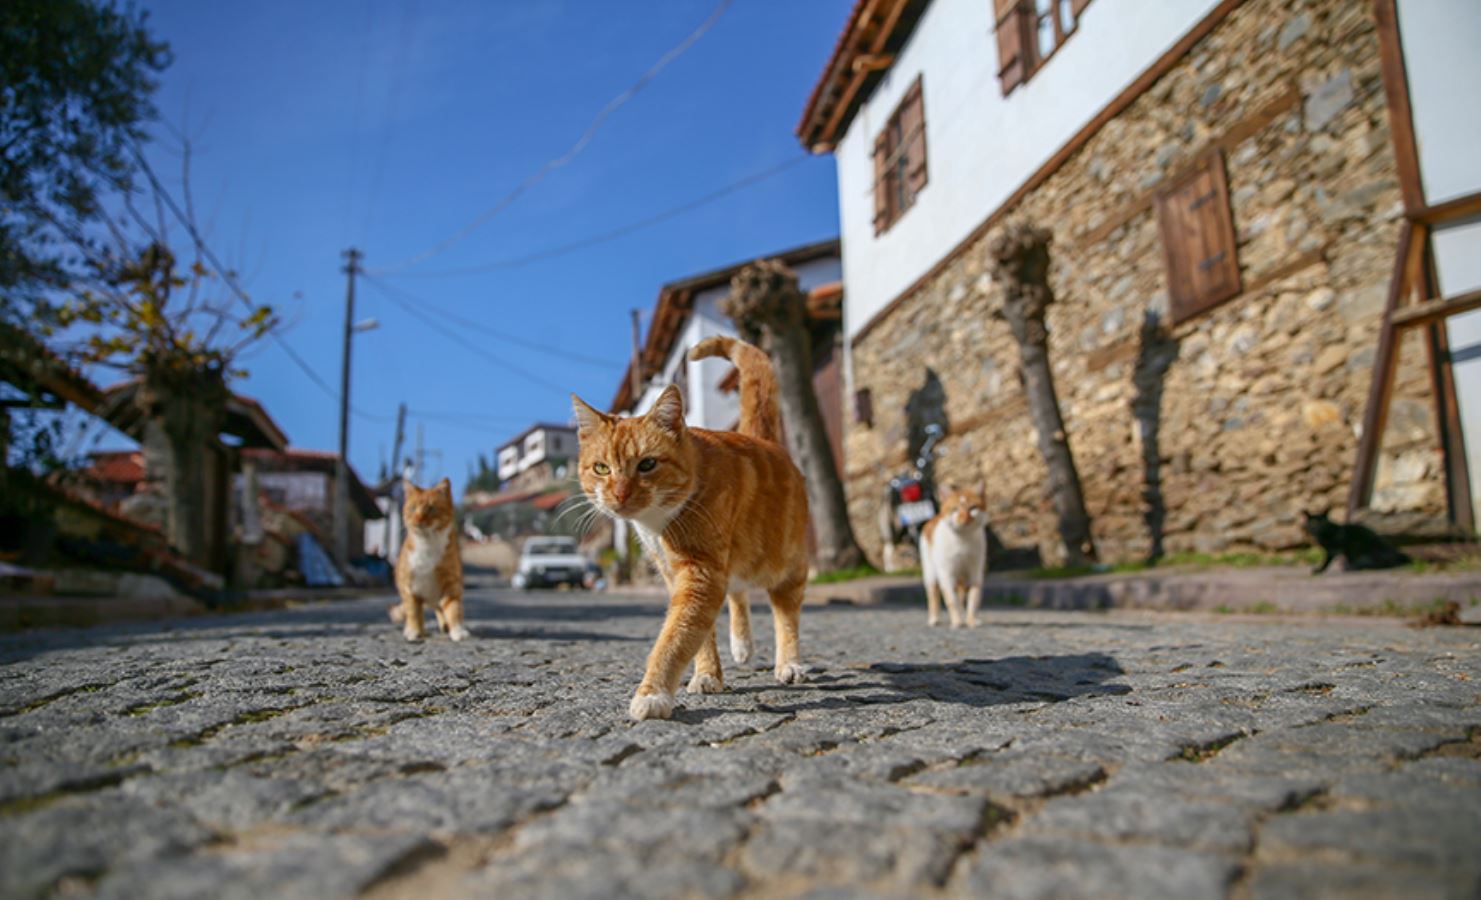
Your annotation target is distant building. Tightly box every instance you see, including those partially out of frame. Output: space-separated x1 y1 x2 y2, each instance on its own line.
236 448 382 556
496 423 578 492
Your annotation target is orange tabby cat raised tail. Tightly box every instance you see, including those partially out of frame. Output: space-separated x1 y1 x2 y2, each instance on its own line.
572 335 810 720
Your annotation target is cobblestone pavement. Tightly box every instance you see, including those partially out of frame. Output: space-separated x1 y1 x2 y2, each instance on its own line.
2 589 1479 899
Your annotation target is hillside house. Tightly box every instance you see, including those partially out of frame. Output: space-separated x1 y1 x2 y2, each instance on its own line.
799 0 1479 565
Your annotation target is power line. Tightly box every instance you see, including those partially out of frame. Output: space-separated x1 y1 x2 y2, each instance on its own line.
364 274 622 369
363 276 572 396
375 154 811 279
375 0 733 274
130 146 395 424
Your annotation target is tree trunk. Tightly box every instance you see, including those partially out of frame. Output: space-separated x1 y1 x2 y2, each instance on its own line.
724 260 866 572
990 224 1097 566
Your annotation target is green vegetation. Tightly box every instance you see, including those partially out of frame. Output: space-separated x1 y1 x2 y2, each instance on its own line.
811 564 885 585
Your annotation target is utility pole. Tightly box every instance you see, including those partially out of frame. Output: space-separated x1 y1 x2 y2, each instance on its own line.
629 308 643 408
414 421 425 483
334 247 363 567
383 402 406 561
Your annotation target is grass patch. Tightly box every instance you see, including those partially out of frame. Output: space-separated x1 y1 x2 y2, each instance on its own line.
811 564 883 584
1246 601 1280 615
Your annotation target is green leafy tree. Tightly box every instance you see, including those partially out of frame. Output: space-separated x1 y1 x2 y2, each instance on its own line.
1 0 170 319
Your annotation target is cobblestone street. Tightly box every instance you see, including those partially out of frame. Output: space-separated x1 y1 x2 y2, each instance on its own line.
1 589 1478 899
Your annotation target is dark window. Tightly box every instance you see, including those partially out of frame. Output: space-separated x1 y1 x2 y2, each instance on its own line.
872 77 928 236
1156 150 1242 323
994 0 1090 94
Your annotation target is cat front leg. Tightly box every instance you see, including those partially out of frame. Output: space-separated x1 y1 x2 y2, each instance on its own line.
939 581 964 629
964 584 982 627
631 568 724 721
925 578 942 627
441 594 470 641
1313 550 1334 574
768 580 808 685
401 593 426 642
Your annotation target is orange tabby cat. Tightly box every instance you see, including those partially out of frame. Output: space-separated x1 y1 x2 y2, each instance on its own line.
390 478 468 641
571 336 810 721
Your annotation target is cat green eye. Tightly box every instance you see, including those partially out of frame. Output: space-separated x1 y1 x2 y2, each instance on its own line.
637 457 657 473
592 462 610 475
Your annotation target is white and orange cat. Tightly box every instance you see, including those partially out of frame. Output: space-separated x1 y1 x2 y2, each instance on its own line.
919 483 988 628
390 477 468 642
571 336 811 721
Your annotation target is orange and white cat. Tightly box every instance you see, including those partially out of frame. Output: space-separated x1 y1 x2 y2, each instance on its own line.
919 484 988 628
390 477 468 642
571 336 811 721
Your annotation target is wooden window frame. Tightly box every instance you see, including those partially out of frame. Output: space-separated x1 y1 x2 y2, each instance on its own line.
1155 149 1242 324
995 0 1091 95
872 77 929 236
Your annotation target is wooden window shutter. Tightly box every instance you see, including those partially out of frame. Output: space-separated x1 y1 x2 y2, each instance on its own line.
994 0 1031 94
872 132 890 236
1156 150 1241 323
1071 0 1091 18
901 79 928 195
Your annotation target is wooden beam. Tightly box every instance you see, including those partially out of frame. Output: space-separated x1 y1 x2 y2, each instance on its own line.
1373 0 1425 213
1412 189 1481 226
1421 247 1475 531
852 53 895 74
1348 221 1424 515
816 0 909 152
1389 288 1481 331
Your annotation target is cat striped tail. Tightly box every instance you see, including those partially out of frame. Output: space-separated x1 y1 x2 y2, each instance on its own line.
689 336 781 443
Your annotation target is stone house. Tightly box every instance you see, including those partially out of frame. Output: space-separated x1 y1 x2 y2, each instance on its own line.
798 0 1479 565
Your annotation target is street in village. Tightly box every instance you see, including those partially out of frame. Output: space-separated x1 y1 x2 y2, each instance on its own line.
2 589 1478 899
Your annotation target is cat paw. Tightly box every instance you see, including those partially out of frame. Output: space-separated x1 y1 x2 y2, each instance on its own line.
949 620 964 630
402 624 425 642
687 672 725 694
775 662 808 685
448 625 471 642
629 691 676 721
927 616 940 627
730 633 754 665
965 617 979 628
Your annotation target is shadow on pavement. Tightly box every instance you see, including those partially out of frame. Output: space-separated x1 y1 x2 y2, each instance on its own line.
711 653 1130 717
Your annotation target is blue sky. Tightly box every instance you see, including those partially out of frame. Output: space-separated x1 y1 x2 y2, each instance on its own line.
131 0 851 492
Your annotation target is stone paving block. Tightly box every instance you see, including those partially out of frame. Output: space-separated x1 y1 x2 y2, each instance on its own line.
1259 806 1481 871
908 751 1105 800
292 768 567 835
960 836 1239 899
0 791 215 897
92 830 433 900
1247 862 1480 900
1024 787 1256 853
739 819 971 889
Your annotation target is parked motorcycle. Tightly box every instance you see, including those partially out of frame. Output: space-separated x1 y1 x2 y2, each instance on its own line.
878 423 945 572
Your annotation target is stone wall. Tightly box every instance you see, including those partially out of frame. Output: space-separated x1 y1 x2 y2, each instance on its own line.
845 0 1447 566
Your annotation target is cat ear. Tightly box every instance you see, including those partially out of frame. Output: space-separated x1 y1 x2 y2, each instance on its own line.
571 394 611 437
647 384 686 435
436 477 451 496
403 478 419 496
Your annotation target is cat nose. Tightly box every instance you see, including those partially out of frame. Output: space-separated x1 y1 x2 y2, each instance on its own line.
612 481 632 504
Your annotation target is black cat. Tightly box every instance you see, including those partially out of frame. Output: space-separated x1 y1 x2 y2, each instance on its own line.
1302 510 1411 573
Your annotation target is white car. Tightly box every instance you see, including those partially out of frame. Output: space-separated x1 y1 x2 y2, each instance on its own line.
512 536 590 590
